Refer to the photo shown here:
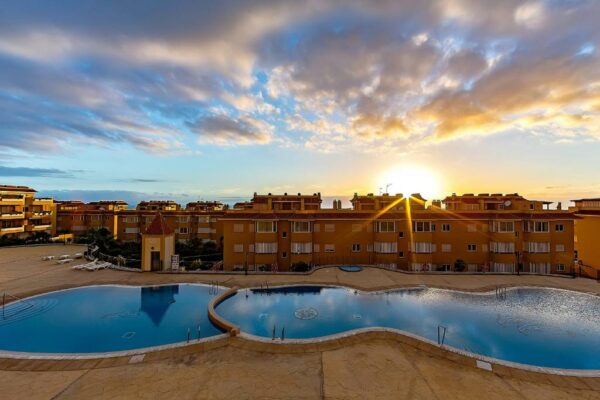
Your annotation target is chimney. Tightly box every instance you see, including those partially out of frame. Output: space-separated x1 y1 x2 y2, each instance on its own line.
557 202 562 210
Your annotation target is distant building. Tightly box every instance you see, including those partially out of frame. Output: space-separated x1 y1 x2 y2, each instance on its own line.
0 185 55 239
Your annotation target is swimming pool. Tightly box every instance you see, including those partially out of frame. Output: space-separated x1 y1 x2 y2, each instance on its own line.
0 284 224 354
215 285 600 370
339 265 363 272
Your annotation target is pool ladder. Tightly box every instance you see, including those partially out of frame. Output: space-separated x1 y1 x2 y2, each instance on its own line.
495 286 507 300
437 325 447 346
208 281 220 295
272 324 285 341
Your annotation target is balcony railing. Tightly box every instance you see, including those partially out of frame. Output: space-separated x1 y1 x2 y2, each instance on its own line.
0 212 25 219
32 224 52 231
0 197 25 204
1 226 25 233
29 211 53 218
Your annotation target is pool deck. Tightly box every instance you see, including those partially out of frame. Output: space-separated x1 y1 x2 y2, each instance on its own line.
1 244 600 399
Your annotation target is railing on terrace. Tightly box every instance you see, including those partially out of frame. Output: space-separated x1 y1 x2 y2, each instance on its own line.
0 226 25 233
0 212 25 219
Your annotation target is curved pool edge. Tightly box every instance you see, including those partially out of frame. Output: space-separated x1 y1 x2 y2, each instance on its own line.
212 284 600 377
207 286 241 336
0 333 230 360
0 283 229 360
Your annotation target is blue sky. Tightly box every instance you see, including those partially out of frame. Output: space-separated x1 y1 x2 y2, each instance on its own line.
1 0 599 206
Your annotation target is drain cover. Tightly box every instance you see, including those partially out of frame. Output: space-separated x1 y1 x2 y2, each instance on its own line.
294 307 318 320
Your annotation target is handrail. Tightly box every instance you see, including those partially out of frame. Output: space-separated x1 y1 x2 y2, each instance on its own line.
437 325 447 345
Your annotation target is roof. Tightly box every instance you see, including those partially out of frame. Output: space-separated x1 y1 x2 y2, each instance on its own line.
0 185 36 193
144 213 174 235
572 198 600 202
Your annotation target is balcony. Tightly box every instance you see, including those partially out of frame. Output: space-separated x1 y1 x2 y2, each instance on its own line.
33 198 53 204
1 226 25 233
0 197 25 205
0 212 25 220
29 211 53 219
32 224 52 231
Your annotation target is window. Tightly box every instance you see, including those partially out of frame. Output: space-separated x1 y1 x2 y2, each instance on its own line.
441 244 451 253
282 231 287 238
555 244 565 252
233 244 244 253
125 227 139 234
490 242 515 253
525 221 549 232
255 242 278 253
352 224 362 232
233 224 244 233
313 244 320 253
292 221 311 232
555 224 565 232
374 242 397 253
313 223 320 232
556 264 565 272
281 252 287 258
529 203 534 210
324 244 335 252
125 216 139 223
442 224 451 232
491 221 514 233
398 231 404 238
352 244 361 252
256 221 276 233
177 216 189 223
376 221 395 232
467 244 477 252
398 251 404 258
291 242 312 254
177 227 189 234
492 263 514 273
467 224 477 232
324 223 335 232
527 242 550 253
411 242 435 253
198 216 210 223
413 221 432 232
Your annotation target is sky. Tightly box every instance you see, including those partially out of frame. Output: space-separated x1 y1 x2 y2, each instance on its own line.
0 0 599 207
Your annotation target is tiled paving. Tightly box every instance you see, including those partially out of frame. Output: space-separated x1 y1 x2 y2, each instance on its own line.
1 244 599 399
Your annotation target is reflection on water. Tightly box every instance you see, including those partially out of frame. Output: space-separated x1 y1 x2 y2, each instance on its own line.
140 285 179 326
216 286 600 370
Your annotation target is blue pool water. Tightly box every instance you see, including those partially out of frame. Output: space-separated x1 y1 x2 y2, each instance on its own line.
339 265 363 272
0 284 224 353
215 286 600 370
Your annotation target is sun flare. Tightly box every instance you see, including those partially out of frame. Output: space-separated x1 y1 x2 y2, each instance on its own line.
377 165 442 200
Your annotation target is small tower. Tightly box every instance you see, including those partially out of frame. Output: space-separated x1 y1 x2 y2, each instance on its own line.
141 213 175 272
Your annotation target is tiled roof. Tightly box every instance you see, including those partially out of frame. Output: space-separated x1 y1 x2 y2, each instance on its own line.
144 213 174 235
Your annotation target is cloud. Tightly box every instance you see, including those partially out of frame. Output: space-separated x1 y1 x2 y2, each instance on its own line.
0 166 72 178
0 0 598 157
187 115 272 145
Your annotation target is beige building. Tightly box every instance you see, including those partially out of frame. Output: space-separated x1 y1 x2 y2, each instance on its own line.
0 185 55 239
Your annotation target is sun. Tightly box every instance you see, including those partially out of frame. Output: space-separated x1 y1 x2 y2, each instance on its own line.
377 165 442 200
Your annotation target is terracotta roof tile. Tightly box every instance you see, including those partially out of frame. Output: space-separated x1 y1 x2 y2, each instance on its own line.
144 213 174 235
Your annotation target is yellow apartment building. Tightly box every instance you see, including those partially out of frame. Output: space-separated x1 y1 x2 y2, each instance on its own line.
221 192 575 273
570 198 600 275
0 185 56 238
57 200 224 245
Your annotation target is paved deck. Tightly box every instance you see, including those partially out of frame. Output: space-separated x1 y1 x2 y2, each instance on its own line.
1 245 599 399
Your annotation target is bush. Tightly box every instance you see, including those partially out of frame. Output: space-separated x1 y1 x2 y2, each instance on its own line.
291 261 311 272
454 259 466 272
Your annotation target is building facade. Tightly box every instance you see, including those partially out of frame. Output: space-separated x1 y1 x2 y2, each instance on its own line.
570 198 600 275
0 185 56 239
56 200 224 245
221 193 575 273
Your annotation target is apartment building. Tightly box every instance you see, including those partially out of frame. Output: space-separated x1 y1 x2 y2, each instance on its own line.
221 192 575 273
0 185 55 238
570 198 600 274
57 200 224 245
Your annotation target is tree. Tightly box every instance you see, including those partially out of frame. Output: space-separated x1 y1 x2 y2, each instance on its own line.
454 259 466 272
